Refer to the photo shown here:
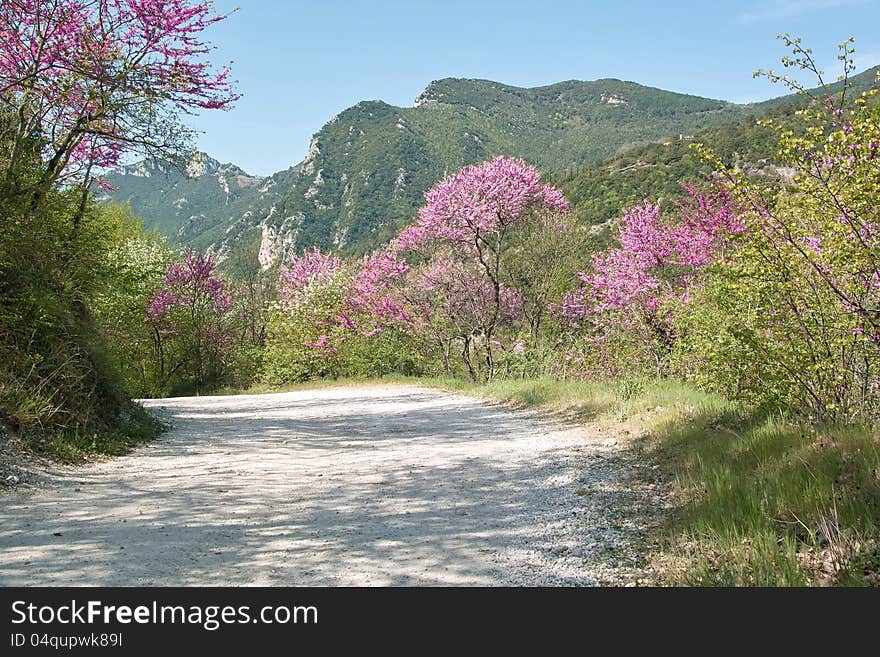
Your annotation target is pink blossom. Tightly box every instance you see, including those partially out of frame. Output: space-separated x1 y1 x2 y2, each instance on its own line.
561 186 742 334
393 225 431 253
341 250 412 335
801 236 823 253
414 257 524 328
146 289 179 323
412 156 569 245
307 333 337 358
95 177 116 192
279 247 343 306
0 1 239 179
146 249 234 332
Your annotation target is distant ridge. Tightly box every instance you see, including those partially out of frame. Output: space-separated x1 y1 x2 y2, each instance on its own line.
103 65 880 266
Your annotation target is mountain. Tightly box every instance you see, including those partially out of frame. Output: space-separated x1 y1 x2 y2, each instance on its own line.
253 79 760 256
103 67 880 265
559 113 779 230
560 65 880 230
99 152 266 242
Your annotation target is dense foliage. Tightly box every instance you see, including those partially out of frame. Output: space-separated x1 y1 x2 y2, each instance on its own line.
0 0 234 451
257 42 880 424
678 39 880 420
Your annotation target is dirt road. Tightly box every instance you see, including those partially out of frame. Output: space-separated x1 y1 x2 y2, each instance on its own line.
0 384 652 586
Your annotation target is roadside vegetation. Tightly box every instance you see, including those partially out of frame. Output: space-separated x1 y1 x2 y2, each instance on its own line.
0 1 237 457
1 3 876 586
209 38 880 586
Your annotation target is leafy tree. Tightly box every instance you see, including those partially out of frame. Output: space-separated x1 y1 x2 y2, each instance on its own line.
262 248 349 383
0 1 236 445
679 38 880 419
89 204 173 397
146 250 235 393
394 156 569 379
223 239 277 387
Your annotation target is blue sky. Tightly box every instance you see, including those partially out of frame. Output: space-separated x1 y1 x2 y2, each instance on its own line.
189 0 880 176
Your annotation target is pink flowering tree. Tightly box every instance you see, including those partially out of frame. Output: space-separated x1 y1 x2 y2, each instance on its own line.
266 246 428 383
278 247 344 309
0 0 237 208
146 249 235 392
341 250 412 337
395 156 569 380
561 186 741 375
263 247 351 383
408 254 524 378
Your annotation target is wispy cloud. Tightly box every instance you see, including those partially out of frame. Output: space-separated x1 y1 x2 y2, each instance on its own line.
738 0 868 25
813 49 880 78
852 49 880 70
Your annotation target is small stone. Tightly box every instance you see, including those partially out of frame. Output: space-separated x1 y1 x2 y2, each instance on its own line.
602 438 618 447
569 548 587 558
551 546 568 555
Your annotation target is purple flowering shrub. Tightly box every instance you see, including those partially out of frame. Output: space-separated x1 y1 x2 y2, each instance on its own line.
146 250 236 392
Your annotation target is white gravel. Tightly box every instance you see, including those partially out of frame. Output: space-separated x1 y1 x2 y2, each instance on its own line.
0 384 654 586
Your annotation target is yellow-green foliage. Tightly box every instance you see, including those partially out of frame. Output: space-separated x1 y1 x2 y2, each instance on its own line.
0 158 164 452
677 62 880 421
89 205 174 398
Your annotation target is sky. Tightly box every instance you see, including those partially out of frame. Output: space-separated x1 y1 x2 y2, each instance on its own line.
187 0 880 176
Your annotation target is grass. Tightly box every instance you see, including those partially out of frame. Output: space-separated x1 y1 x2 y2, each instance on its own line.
17 403 166 463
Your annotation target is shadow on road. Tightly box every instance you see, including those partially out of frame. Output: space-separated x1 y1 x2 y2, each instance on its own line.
0 386 645 586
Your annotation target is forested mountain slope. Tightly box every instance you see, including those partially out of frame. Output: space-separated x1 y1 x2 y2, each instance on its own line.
104 66 880 263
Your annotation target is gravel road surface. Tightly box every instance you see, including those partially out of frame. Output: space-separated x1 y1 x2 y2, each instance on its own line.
0 384 653 586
